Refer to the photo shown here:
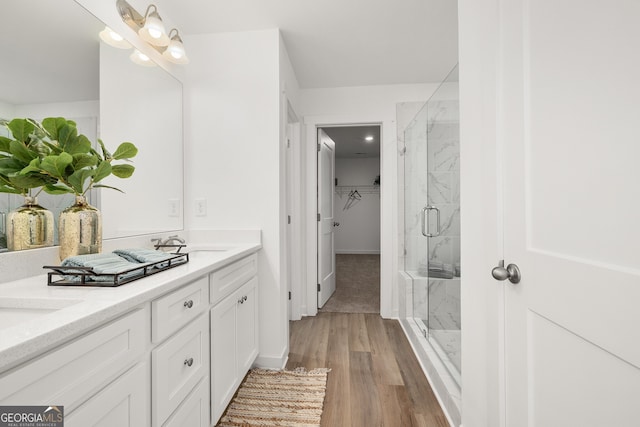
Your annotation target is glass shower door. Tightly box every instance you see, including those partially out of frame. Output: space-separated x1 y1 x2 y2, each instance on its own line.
425 65 461 378
404 64 461 383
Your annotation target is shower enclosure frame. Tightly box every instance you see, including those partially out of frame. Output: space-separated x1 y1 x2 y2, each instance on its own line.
399 64 461 426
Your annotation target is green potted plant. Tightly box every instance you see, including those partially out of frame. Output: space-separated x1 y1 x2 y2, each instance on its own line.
0 118 57 251
32 117 138 260
1 117 138 259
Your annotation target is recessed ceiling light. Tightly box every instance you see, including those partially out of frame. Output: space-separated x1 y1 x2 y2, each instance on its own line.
365 136 374 142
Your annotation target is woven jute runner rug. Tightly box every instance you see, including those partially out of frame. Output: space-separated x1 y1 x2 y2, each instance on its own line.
217 368 330 427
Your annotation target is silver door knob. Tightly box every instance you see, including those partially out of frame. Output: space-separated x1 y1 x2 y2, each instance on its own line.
491 260 521 284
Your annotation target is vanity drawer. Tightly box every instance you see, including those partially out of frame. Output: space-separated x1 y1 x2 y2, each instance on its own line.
210 253 257 304
152 312 209 426
0 307 148 413
152 276 208 343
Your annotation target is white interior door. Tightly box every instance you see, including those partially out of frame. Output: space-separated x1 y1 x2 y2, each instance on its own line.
317 129 336 308
498 0 640 425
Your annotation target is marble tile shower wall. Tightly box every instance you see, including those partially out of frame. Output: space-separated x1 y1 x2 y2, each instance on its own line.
402 99 460 331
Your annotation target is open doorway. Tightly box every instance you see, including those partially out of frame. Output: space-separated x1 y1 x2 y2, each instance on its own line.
317 125 381 314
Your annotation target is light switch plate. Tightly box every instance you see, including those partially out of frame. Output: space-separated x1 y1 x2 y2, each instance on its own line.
195 198 207 216
168 199 180 217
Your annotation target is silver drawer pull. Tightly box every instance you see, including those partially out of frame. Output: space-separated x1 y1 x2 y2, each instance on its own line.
238 297 244 304
183 300 194 309
184 358 194 367
243 295 247 302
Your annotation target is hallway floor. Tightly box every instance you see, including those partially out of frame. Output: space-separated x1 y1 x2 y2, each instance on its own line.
287 312 449 427
320 254 380 314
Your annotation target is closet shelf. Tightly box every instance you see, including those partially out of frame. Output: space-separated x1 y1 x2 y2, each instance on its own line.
335 185 380 196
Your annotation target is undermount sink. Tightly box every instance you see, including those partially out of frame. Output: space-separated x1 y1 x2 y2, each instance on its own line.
0 297 82 330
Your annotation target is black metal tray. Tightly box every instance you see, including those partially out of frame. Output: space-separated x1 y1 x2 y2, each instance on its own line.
44 252 189 287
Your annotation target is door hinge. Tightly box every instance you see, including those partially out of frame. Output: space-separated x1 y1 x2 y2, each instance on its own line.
317 283 321 292
317 142 321 152
288 291 292 300
287 138 291 148
287 215 291 224
317 213 320 222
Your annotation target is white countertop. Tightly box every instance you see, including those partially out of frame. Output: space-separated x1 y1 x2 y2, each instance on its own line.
0 242 261 372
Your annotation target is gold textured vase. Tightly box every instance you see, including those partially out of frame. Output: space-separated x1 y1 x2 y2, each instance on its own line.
58 195 102 261
6 196 54 251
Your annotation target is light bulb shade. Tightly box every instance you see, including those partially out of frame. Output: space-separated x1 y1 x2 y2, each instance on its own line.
99 26 132 49
129 49 157 67
138 11 169 46
162 34 189 64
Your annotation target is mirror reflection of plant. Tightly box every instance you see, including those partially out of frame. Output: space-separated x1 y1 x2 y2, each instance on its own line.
1 117 138 197
0 118 57 196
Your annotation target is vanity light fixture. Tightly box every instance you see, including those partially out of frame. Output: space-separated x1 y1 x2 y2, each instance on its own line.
116 0 188 65
365 135 374 142
99 26 132 49
162 29 189 64
129 49 157 67
137 5 169 46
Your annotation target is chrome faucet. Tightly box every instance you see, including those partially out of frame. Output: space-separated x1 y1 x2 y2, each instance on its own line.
151 235 186 252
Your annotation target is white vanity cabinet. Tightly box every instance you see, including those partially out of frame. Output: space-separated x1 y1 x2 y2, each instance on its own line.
0 245 261 427
0 307 150 422
210 254 259 424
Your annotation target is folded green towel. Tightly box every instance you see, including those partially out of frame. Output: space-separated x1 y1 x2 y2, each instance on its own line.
113 248 176 264
61 253 143 282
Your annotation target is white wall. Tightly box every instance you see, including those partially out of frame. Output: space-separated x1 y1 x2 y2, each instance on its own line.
334 157 380 254
184 29 290 368
299 83 439 318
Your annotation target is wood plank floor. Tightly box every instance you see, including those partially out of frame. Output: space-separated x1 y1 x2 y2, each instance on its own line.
286 312 449 427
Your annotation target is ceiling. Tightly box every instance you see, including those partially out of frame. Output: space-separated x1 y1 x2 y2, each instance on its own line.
322 126 380 159
0 0 458 107
159 0 459 88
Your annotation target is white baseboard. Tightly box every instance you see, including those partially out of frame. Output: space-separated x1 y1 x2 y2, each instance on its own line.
254 347 288 370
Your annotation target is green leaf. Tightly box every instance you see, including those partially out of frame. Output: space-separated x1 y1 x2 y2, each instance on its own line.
42 141 63 155
9 140 36 163
97 139 111 160
7 119 34 143
73 153 98 170
43 184 74 195
68 169 95 194
111 164 135 178
64 133 91 155
0 158 25 175
57 124 78 149
0 184 22 194
0 136 11 153
93 184 124 193
42 117 69 141
93 160 112 183
40 152 73 178
9 173 49 190
112 142 138 160
20 158 41 174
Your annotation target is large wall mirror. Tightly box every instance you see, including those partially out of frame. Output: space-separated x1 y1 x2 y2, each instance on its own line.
0 0 184 252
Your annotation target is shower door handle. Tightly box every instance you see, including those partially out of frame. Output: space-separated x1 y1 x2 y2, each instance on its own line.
420 206 441 237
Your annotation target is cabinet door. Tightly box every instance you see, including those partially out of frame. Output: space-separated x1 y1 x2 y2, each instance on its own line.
65 362 149 427
211 293 239 423
163 376 209 427
236 277 258 375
